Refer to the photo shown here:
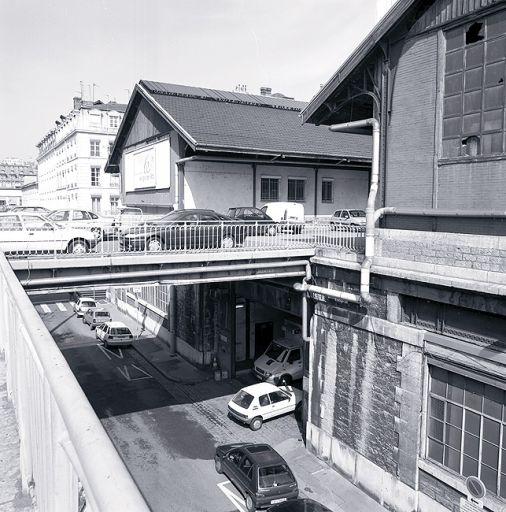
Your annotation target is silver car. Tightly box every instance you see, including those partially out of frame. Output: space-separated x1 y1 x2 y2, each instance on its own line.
83 308 111 329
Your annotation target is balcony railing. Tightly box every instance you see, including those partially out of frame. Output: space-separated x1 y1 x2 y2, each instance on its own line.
0 253 150 512
1 220 365 259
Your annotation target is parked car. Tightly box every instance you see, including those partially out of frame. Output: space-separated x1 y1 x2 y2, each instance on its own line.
214 443 298 511
267 498 334 511
329 209 366 229
0 213 99 254
83 308 111 329
111 206 167 235
260 203 304 234
95 321 134 347
8 206 51 214
46 209 113 239
73 297 97 317
254 337 303 386
228 382 303 431
120 209 246 251
227 207 277 236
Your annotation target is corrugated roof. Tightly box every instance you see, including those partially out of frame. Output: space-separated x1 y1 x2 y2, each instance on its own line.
139 80 371 161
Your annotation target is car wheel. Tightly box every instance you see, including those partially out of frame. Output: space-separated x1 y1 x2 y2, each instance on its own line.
245 494 256 512
67 239 89 254
147 237 162 251
214 457 223 474
279 374 292 386
103 339 108 348
220 235 235 248
82 317 85 324
266 225 277 236
250 416 263 431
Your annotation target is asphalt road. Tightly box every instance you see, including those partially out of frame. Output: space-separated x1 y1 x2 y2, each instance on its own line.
34 298 303 512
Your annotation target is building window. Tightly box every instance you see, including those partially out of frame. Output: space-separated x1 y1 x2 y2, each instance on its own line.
288 178 305 201
260 177 279 201
427 366 506 498
90 140 100 157
109 174 119 187
91 196 101 213
90 166 100 187
322 180 333 202
110 196 119 213
443 11 506 157
109 116 119 129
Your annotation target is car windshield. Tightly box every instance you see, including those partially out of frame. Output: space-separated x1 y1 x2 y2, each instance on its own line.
110 327 131 335
232 390 254 409
95 312 110 318
258 464 295 489
350 210 365 217
82 301 96 307
265 343 287 362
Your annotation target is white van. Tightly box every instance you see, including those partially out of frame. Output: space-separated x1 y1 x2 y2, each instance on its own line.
260 202 305 234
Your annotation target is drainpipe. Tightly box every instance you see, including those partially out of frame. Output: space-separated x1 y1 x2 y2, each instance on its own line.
329 118 380 303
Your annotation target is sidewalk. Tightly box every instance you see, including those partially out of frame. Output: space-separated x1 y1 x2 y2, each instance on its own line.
0 355 34 512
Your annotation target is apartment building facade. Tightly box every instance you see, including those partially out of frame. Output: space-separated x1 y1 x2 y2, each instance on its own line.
0 158 37 208
36 97 126 213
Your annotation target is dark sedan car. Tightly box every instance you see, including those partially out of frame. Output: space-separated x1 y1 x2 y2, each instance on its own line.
227 207 277 236
267 498 334 511
120 209 246 251
215 443 298 511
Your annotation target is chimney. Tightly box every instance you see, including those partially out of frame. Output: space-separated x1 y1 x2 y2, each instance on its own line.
73 96 82 110
260 87 272 96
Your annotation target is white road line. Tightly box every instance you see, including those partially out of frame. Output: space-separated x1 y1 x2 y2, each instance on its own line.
96 344 124 360
56 303 67 312
69 301 75 307
217 481 246 512
117 365 152 381
40 304 51 313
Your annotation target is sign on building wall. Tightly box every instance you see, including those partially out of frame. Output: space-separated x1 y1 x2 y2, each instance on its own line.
124 138 171 192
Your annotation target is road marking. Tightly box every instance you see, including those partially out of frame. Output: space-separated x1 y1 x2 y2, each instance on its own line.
217 481 246 512
40 304 51 313
117 364 152 381
97 344 124 360
69 301 75 307
56 302 67 311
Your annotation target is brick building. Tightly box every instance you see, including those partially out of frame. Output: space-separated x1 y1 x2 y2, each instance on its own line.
299 1 506 511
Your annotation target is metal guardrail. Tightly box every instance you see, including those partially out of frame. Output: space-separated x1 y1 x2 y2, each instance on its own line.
1 220 365 259
0 253 150 512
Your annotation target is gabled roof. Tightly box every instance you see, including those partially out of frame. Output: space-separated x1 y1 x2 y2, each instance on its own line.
114 80 372 163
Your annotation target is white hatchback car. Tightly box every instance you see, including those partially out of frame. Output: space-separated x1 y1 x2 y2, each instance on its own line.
0 212 99 254
73 297 97 317
96 321 134 348
227 382 303 431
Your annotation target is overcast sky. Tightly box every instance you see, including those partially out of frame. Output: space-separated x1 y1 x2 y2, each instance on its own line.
0 0 383 159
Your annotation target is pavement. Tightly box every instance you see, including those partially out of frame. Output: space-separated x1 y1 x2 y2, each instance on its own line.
132 336 386 512
0 354 34 512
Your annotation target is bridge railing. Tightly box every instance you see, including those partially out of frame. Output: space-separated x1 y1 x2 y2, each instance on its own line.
2 219 365 258
0 253 150 512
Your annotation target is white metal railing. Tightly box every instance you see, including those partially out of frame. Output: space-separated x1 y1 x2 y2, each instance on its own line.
0 253 150 512
1 220 365 259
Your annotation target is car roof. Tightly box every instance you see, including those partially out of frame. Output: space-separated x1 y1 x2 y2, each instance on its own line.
105 321 129 328
242 444 286 466
268 498 332 511
79 297 96 302
241 382 280 395
272 337 303 349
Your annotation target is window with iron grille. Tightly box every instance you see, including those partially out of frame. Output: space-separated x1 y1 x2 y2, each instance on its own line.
260 178 279 201
288 179 305 201
90 166 100 187
322 180 333 202
443 11 506 157
427 366 506 498
90 140 100 157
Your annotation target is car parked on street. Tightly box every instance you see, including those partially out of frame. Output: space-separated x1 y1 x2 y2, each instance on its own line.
83 308 111 329
214 443 298 511
254 337 303 386
95 321 134 347
46 209 113 239
73 297 98 317
9 206 51 214
228 382 303 431
260 203 305 234
120 209 246 251
227 207 277 236
267 498 334 511
329 209 366 229
0 213 99 255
